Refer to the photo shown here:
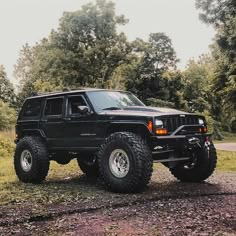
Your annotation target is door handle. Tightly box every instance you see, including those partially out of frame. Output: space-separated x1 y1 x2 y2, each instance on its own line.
63 117 71 121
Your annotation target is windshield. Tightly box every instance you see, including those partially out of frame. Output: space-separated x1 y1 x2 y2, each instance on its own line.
87 90 145 112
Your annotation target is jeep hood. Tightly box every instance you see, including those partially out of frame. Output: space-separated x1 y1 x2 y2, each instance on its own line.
100 106 191 117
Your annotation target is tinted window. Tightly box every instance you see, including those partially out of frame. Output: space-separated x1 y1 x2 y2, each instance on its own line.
67 96 87 115
22 99 42 118
44 98 63 116
87 91 145 112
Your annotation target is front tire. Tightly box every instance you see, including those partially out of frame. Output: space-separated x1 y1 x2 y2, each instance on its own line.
14 137 50 184
98 132 153 193
170 141 217 182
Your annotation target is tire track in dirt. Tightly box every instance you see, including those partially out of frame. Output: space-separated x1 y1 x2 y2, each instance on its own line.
0 191 235 227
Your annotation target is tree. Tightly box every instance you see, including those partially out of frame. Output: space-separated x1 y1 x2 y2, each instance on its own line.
125 33 179 104
0 100 16 130
0 65 15 105
182 55 213 113
196 0 236 134
196 0 236 116
196 0 236 26
15 0 131 101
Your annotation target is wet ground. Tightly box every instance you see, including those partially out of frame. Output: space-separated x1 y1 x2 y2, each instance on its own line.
0 168 235 236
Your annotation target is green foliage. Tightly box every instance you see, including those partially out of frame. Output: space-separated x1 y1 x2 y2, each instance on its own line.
0 133 14 159
0 100 16 131
0 65 16 106
15 0 131 101
196 0 236 124
146 98 175 108
183 55 213 113
125 33 180 104
196 0 236 26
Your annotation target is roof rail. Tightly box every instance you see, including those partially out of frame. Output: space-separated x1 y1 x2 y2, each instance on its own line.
30 87 100 97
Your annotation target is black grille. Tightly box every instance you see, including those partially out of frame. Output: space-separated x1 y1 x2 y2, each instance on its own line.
161 115 199 133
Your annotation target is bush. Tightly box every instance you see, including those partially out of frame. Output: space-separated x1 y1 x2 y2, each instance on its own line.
0 100 16 131
146 98 175 108
0 133 14 159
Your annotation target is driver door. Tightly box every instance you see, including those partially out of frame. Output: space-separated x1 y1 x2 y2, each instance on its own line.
63 94 96 149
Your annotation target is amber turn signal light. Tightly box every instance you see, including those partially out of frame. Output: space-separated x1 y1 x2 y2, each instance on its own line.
156 128 168 135
147 121 153 132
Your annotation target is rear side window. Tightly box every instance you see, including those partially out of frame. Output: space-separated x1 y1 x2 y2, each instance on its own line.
44 98 63 116
22 99 42 119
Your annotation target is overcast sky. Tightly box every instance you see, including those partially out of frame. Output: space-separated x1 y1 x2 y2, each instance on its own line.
0 0 215 84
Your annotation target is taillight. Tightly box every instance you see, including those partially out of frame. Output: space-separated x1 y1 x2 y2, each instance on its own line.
199 126 207 133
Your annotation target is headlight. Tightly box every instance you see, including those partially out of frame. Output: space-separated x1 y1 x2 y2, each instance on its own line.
198 118 204 125
155 119 163 127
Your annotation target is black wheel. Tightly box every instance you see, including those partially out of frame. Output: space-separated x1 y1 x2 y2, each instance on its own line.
14 137 50 184
98 132 153 193
77 155 99 177
170 141 217 182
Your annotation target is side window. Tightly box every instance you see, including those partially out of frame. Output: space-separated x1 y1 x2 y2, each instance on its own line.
22 99 42 119
44 98 63 116
67 96 87 115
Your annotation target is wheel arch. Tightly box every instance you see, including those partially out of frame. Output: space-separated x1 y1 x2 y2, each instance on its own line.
106 122 151 142
21 129 46 140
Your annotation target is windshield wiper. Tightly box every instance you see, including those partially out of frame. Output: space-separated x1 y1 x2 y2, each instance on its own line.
102 107 122 110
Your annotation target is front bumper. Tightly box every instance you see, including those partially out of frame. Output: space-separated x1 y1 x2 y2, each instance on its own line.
150 124 211 153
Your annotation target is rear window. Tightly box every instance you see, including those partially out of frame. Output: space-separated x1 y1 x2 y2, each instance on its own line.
44 98 63 116
22 99 42 119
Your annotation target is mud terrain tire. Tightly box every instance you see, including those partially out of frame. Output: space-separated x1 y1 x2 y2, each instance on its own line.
170 142 217 182
14 137 50 183
98 132 153 193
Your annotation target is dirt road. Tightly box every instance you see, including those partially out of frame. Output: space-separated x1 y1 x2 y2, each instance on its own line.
0 168 235 236
215 143 236 152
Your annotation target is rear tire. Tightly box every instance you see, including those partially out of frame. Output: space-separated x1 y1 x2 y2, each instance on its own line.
14 137 50 184
98 132 153 193
170 141 217 182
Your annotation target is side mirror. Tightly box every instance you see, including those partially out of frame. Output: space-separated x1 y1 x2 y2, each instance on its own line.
77 106 89 115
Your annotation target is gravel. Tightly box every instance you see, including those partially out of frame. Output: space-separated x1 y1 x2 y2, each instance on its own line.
0 168 235 236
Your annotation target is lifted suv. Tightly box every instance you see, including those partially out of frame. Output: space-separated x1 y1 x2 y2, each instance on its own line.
14 89 217 193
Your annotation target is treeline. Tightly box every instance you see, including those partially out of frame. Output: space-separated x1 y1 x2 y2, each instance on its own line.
0 0 235 137
0 65 16 130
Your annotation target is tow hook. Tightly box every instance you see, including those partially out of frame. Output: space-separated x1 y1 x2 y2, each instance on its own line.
204 137 211 151
188 137 201 148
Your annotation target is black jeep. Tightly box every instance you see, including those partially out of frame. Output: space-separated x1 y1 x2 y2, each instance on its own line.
14 89 217 193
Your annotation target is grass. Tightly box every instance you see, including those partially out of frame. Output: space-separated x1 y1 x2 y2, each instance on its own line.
216 150 236 171
0 157 101 208
213 131 236 143
0 130 15 159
